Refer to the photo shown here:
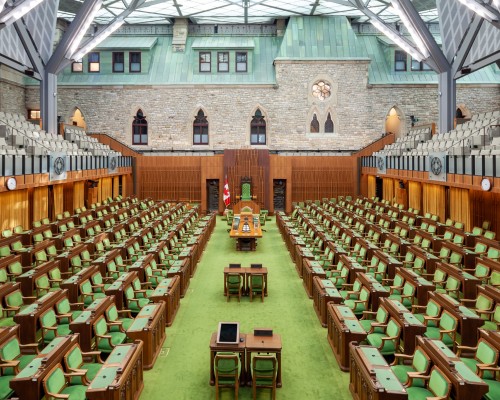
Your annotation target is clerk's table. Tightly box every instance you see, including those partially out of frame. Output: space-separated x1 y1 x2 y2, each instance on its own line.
229 212 263 251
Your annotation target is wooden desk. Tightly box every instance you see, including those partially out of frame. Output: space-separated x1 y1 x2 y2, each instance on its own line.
60 265 99 303
105 272 137 310
167 258 190 297
9 333 78 400
13 289 68 344
229 213 263 251
245 333 282 388
430 292 484 347
397 267 435 306
69 296 115 352
436 262 482 300
209 332 247 386
16 260 63 298
126 302 166 369
418 336 489 400
349 343 408 400
358 272 390 310
149 277 181 326
327 303 367 371
312 277 343 327
86 341 144 400
302 259 327 298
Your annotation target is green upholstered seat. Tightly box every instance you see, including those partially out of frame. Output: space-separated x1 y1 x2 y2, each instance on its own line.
0 375 14 399
252 355 277 399
35 274 58 297
249 273 265 302
0 246 11 258
94 316 126 353
64 344 103 384
6 259 22 280
366 318 401 355
459 340 498 380
214 352 240 399
106 260 126 279
481 304 500 331
124 286 150 313
359 306 388 333
344 286 370 316
39 309 72 344
483 378 500 400
0 336 36 375
413 299 442 327
340 279 362 300
406 367 451 400
391 349 431 386
105 304 134 332
43 364 88 400
55 297 82 324
366 261 387 282
424 310 458 348
389 281 416 308
435 276 461 299
226 273 242 302
79 279 106 306
90 272 112 293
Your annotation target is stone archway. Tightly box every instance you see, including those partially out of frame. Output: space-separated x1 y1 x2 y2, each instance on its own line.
385 106 405 138
70 108 87 130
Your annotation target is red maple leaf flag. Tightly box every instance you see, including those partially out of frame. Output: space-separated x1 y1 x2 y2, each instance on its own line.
223 177 231 208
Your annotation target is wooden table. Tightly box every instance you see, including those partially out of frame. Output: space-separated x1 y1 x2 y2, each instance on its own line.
229 213 263 251
245 333 282 387
223 267 268 297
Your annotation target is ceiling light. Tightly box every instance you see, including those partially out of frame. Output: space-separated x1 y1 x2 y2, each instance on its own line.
370 18 425 61
457 0 498 22
66 0 103 59
0 0 7 15
72 18 124 60
390 1 430 59
0 0 44 25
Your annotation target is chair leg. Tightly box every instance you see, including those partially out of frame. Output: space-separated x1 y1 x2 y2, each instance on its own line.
252 382 256 400
249 287 253 302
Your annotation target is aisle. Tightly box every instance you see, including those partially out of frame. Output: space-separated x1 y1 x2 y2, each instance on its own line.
142 216 350 399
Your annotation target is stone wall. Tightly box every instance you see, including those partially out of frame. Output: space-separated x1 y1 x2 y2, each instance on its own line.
0 67 26 115
24 60 500 151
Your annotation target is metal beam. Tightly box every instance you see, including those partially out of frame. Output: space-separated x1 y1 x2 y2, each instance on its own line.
452 14 484 76
438 71 456 135
396 0 449 73
13 19 44 75
0 54 41 79
455 49 500 79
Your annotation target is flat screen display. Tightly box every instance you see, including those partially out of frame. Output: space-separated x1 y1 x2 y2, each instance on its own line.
216 322 240 345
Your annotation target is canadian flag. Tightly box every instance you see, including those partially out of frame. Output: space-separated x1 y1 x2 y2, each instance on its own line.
223 177 231 208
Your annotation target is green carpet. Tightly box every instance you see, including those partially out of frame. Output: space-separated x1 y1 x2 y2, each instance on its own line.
142 216 350 399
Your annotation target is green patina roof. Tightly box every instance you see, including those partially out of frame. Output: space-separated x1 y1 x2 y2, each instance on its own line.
51 16 500 87
276 16 369 60
96 37 158 50
191 37 255 49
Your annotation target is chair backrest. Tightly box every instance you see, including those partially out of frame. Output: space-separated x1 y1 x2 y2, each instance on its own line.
386 318 401 338
412 348 431 374
0 337 20 362
475 339 498 365
439 310 457 331
64 345 83 370
428 367 451 397
105 304 119 322
252 355 277 386
214 353 239 384
44 365 66 395
426 299 442 318
40 308 57 328
94 316 108 335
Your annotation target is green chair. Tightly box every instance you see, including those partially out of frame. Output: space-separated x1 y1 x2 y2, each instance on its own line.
252 355 277 400
391 348 431 386
106 260 127 280
105 303 134 332
144 264 168 288
64 343 103 385
34 274 59 297
0 246 11 258
405 366 451 400
249 274 264 302
90 271 113 293
481 304 500 331
42 364 88 399
366 318 402 356
79 279 106 307
457 339 498 380
55 297 83 324
6 259 23 281
412 299 442 327
214 353 240 400
344 286 371 316
423 310 458 348
389 281 416 308
359 306 389 333
435 276 461 299
93 315 127 353
226 273 242 302
0 334 37 375
39 309 72 344
124 286 150 314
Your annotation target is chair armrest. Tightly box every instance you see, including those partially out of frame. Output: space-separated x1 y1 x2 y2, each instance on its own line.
19 342 40 354
56 313 72 322
390 353 413 365
117 309 133 317
456 344 478 356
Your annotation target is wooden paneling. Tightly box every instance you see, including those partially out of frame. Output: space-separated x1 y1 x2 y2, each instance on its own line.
73 181 85 211
382 178 395 202
449 187 471 231
470 190 500 235
0 190 29 230
99 177 113 202
32 186 48 223
113 176 120 198
269 155 292 214
423 183 446 222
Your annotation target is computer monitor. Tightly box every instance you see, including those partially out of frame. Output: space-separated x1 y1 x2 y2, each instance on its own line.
250 263 262 269
216 322 240 345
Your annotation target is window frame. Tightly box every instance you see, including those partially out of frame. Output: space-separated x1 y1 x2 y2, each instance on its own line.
193 110 209 145
250 109 266 145
129 51 141 73
132 110 148 145
236 51 248 72
112 52 125 73
87 52 100 73
199 52 211 73
71 60 83 73
394 50 407 72
217 51 229 73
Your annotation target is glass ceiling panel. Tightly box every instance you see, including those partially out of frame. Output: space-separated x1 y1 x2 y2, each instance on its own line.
57 0 439 25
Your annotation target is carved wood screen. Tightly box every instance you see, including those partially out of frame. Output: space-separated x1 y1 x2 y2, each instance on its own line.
223 149 270 210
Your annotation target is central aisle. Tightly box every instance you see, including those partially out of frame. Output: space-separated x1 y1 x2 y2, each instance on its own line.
142 216 350 399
